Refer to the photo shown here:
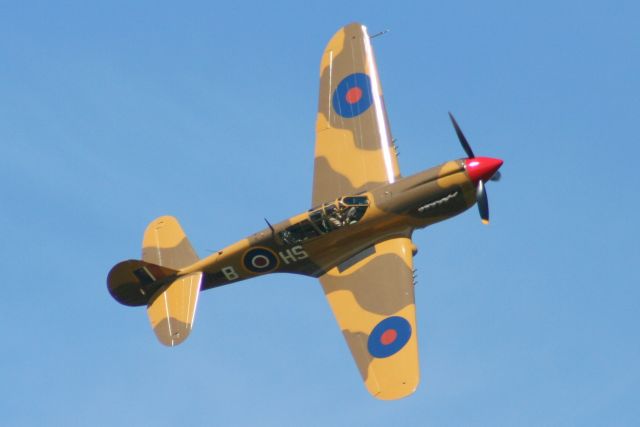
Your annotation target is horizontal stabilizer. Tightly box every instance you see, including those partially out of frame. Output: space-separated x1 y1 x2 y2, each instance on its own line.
147 272 203 347
108 216 203 346
143 216 199 269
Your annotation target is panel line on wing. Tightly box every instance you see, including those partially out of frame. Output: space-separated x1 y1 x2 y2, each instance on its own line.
349 33 372 188
328 50 333 124
363 26 395 184
153 228 163 266
162 291 173 344
337 245 376 273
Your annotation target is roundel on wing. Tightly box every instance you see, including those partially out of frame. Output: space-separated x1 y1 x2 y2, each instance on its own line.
332 73 373 118
243 247 279 274
367 316 412 358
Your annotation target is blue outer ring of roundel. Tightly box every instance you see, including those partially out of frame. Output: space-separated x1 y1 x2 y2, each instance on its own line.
367 316 412 358
332 73 373 118
243 247 279 274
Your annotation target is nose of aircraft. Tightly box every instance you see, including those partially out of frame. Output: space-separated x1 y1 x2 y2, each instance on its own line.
464 157 503 184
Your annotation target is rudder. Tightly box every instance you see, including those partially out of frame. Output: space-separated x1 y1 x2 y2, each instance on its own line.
107 259 178 307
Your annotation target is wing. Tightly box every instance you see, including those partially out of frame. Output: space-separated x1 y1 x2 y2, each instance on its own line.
312 23 400 207
319 237 419 400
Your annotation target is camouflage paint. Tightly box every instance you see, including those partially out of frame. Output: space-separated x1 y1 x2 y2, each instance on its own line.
107 22 502 401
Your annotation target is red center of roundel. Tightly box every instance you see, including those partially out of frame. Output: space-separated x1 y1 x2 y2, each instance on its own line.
253 256 268 267
345 87 363 104
380 329 398 345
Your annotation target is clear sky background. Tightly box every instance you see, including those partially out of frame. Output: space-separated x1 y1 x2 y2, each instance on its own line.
1 1 638 426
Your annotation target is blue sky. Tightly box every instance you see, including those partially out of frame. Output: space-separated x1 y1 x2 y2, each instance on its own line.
1 1 639 425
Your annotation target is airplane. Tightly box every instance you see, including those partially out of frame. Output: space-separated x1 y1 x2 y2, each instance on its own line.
107 22 503 400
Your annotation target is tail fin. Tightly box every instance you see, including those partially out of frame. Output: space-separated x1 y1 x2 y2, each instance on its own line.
108 259 178 307
108 216 203 347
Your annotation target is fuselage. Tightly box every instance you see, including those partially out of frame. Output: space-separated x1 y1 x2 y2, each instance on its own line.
180 159 477 290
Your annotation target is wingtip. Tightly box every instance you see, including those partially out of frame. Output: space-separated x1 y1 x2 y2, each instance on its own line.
368 379 420 401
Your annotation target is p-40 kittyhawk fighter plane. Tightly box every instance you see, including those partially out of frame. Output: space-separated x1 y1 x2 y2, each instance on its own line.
108 22 503 400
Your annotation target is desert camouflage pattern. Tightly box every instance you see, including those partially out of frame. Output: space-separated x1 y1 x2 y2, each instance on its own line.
142 217 201 346
146 272 202 346
313 23 399 207
142 216 198 270
320 238 418 399
314 23 415 399
107 23 489 400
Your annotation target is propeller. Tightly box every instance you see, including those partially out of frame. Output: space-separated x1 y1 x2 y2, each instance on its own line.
448 112 475 158
448 112 503 224
476 179 489 224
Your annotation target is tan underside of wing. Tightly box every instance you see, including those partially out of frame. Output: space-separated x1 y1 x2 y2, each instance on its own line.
320 237 419 400
312 23 400 207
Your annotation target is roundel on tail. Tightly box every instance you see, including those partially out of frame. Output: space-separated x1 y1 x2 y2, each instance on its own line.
332 73 373 118
367 316 412 358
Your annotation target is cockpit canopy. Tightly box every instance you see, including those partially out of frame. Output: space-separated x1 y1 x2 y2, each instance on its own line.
280 196 370 245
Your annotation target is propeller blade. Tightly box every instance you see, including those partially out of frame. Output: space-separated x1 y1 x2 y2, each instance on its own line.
476 180 490 224
448 112 475 158
448 113 500 224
